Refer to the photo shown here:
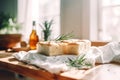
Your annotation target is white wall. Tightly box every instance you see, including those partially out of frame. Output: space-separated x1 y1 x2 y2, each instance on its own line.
61 0 98 40
61 0 82 39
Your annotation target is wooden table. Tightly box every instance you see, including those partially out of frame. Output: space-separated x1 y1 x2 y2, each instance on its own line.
0 41 119 80
0 52 120 80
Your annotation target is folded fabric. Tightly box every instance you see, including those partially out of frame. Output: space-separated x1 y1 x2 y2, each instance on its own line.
13 42 120 73
98 42 120 63
13 50 77 73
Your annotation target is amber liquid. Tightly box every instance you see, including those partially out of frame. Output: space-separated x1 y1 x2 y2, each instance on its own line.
29 29 39 50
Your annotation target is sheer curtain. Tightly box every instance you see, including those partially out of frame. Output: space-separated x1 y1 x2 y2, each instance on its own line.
38 0 60 40
17 0 60 42
17 0 33 42
98 0 120 41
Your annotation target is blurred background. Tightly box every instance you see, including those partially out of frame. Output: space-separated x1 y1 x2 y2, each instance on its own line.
0 0 120 80
1 0 120 42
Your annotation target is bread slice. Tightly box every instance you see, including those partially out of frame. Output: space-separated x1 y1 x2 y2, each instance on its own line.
37 41 63 56
61 39 91 55
37 39 91 56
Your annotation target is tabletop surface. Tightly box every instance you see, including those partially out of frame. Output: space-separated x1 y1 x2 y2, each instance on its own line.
0 52 120 80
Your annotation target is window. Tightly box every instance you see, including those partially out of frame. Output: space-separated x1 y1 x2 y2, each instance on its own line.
18 0 60 41
38 0 60 40
98 0 120 41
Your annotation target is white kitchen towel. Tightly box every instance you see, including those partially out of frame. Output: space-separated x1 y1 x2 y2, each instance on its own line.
85 42 120 64
13 50 77 73
98 42 120 63
13 42 120 73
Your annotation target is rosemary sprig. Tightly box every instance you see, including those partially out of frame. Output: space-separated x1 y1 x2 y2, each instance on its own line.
39 19 53 41
39 19 53 31
44 19 53 31
67 54 92 69
55 32 74 41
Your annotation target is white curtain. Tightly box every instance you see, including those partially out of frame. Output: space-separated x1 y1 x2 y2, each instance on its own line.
17 0 33 42
17 0 60 42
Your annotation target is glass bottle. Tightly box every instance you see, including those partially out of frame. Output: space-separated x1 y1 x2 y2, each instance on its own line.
29 21 39 50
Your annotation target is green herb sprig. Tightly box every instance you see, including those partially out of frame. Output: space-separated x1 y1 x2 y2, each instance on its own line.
39 19 53 41
55 32 74 41
67 54 92 69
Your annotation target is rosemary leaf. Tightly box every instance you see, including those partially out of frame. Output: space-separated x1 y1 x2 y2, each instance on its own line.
55 32 74 41
48 19 53 29
67 54 92 69
39 19 53 41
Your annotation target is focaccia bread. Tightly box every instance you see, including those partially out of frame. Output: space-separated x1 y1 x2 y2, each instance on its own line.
37 41 64 56
37 39 91 56
61 39 91 55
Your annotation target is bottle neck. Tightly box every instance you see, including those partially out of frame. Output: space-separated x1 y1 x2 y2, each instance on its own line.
32 25 36 30
32 21 36 30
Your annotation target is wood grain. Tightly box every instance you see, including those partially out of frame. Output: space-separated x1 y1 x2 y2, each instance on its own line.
1 42 119 80
0 55 75 80
91 41 108 46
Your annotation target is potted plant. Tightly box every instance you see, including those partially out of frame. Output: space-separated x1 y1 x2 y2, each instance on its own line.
39 19 53 41
0 12 22 50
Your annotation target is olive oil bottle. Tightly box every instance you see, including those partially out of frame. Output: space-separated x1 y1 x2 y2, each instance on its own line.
29 21 39 50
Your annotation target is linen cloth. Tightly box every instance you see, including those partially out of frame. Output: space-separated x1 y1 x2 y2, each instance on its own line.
13 42 120 73
13 50 77 73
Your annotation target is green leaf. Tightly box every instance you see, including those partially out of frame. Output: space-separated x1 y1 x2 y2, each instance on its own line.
67 54 92 69
39 19 53 41
55 32 74 41
48 19 53 29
